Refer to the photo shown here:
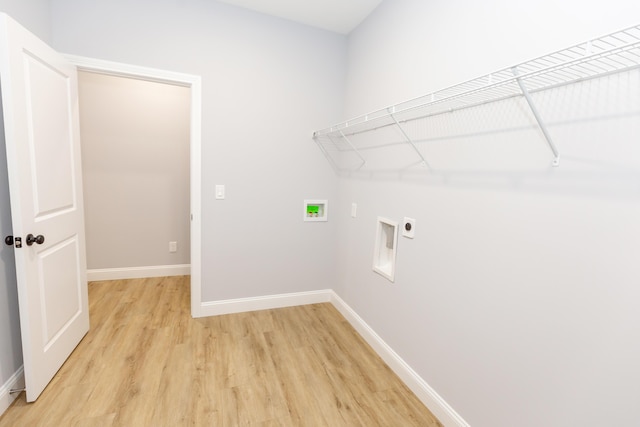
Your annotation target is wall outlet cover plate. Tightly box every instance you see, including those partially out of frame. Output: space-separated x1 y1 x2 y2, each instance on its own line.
304 199 328 222
402 217 415 238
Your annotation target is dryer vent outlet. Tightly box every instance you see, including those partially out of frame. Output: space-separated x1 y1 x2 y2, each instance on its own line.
373 217 398 282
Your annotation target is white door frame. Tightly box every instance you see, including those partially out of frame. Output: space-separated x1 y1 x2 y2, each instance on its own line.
65 55 203 318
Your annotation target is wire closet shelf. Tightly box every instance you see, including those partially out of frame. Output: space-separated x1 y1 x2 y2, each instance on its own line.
312 24 640 169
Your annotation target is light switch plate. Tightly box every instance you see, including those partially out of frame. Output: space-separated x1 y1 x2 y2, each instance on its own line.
215 184 225 200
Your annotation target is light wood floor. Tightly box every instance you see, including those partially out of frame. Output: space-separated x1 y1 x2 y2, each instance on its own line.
0 276 442 426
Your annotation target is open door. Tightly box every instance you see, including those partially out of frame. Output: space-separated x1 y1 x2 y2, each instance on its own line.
0 14 89 402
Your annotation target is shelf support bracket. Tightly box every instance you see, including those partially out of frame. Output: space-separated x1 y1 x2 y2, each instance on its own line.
512 67 560 167
316 134 340 172
338 130 366 169
389 112 428 168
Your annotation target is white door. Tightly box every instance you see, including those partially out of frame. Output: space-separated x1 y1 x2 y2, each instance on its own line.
0 14 89 402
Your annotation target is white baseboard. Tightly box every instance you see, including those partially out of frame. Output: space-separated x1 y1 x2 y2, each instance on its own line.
199 288 468 426
199 289 333 317
0 367 24 417
328 291 470 427
87 264 191 281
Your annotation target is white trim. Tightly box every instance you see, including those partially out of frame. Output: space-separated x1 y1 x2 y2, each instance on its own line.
198 288 468 425
0 367 24 416
64 55 197 87
329 291 470 427
87 264 191 281
64 55 203 318
200 290 333 317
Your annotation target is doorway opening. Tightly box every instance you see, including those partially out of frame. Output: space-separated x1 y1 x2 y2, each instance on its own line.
67 56 202 317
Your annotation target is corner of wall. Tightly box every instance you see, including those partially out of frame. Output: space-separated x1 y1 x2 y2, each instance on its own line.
198 287 469 426
329 291 470 427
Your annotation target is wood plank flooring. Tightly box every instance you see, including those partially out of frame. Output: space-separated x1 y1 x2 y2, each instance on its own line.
0 276 442 426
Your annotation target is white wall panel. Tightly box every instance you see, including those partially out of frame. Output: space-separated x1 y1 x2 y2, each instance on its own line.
340 1 640 425
50 0 345 301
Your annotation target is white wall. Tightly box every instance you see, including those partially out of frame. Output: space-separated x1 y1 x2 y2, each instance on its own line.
50 0 345 301
78 71 191 270
14 1 639 425
0 0 50 42
0 0 51 411
339 1 640 426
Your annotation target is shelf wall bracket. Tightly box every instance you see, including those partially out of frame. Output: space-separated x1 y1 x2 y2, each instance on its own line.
512 66 560 167
318 133 340 172
338 130 366 169
389 111 429 168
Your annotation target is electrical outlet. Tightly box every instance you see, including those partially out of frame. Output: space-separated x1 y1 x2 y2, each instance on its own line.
402 218 415 239
169 241 177 253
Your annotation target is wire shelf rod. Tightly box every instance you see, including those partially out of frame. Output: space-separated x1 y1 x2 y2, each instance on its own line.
325 60 640 142
329 92 524 139
523 43 640 79
313 25 640 138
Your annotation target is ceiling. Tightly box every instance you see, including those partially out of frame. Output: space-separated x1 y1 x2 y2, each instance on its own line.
216 0 383 34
